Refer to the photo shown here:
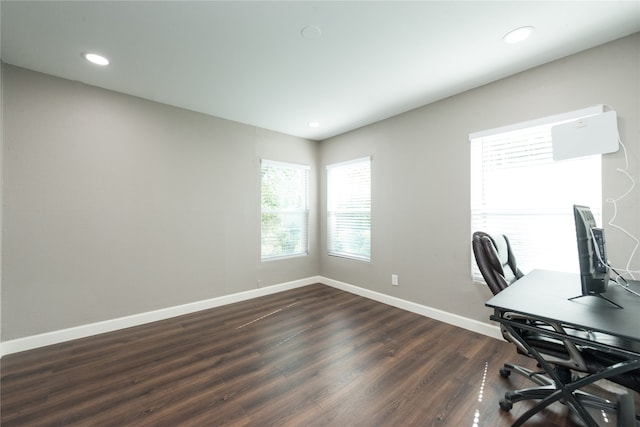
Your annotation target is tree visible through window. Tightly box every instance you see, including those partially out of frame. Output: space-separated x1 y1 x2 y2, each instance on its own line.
327 157 371 261
261 160 309 260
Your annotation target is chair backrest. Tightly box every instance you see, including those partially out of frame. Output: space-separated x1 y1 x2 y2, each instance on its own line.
472 231 524 295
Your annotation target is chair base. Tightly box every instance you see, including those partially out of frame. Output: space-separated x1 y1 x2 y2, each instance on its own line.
499 361 555 387
498 362 640 426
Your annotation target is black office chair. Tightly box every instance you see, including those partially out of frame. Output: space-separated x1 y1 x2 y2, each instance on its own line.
473 231 640 424
472 232 572 394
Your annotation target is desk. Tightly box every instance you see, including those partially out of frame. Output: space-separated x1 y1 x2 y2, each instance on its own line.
486 269 640 426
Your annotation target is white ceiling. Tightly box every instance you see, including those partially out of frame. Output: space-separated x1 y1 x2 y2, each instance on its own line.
2 1 639 141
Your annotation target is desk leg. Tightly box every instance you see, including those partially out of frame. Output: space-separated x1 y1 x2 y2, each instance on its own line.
511 388 598 427
499 323 595 426
499 322 639 427
507 356 639 427
616 391 635 427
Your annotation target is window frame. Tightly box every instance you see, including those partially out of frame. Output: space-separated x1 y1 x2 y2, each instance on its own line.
326 157 372 262
260 159 310 261
470 107 604 281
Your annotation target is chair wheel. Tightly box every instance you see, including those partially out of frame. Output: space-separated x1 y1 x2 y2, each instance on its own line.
499 368 511 378
499 399 513 412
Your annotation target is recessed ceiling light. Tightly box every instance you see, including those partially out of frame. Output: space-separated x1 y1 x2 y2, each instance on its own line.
503 26 534 44
308 121 320 128
83 52 110 66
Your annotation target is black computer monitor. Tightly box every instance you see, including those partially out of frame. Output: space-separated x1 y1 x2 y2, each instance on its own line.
572 205 621 307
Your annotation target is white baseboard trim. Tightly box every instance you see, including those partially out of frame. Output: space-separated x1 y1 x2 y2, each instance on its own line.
320 277 502 340
0 276 321 357
1 275 500 357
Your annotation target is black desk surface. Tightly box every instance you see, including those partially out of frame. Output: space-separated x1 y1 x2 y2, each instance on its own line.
486 269 640 344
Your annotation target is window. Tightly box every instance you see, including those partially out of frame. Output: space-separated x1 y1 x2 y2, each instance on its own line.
470 108 603 280
261 160 309 260
327 157 371 261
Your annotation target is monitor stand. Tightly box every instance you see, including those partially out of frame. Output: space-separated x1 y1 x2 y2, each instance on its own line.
568 293 623 309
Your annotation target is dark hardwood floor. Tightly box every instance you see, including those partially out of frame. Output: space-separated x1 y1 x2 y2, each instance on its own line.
1 284 635 426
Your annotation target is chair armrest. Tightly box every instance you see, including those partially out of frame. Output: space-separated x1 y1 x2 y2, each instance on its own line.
501 312 588 372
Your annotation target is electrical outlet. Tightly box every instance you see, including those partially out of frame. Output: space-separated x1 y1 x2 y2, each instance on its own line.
391 274 399 286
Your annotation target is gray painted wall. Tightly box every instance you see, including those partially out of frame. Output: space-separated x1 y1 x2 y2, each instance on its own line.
320 33 640 324
0 52 3 343
2 33 639 342
2 66 319 340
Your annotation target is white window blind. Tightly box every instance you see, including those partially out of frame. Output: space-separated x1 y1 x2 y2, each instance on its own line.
261 160 309 260
470 113 602 281
327 157 371 261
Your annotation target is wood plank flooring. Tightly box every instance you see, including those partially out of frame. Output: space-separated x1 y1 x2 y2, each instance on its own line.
1 284 635 426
